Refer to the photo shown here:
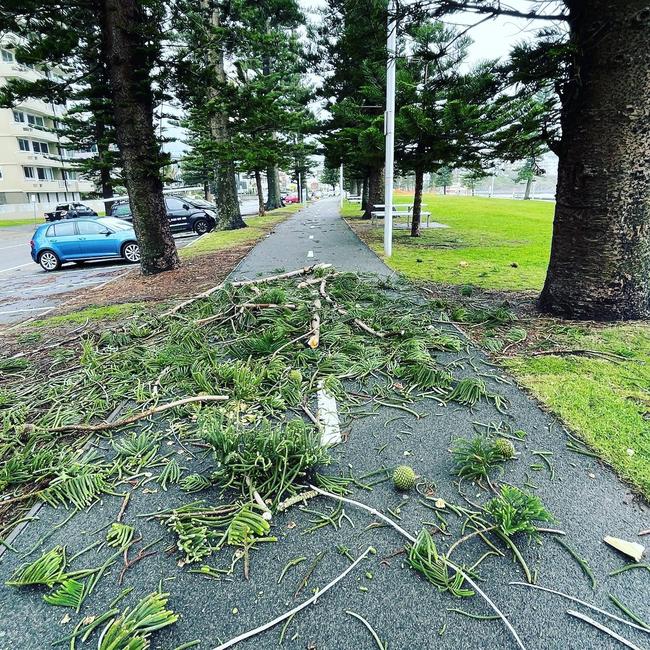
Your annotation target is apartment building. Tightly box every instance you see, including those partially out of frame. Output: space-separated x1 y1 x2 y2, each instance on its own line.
0 40 95 216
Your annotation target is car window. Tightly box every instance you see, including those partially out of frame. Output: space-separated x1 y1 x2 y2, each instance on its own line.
100 218 131 231
77 221 108 235
165 197 185 210
46 226 55 237
112 204 131 216
187 198 215 208
53 222 76 236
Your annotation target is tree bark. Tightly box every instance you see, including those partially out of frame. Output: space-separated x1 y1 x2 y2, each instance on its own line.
99 0 179 274
361 176 369 212
523 178 532 200
266 166 283 209
255 170 265 216
539 0 650 320
411 166 424 237
207 4 245 231
363 167 384 219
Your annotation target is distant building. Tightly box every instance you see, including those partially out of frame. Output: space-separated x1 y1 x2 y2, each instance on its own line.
0 38 94 213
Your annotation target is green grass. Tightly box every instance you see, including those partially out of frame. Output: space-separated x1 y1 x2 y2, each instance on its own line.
182 205 301 257
344 195 554 291
505 324 650 497
31 303 142 327
0 218 40 228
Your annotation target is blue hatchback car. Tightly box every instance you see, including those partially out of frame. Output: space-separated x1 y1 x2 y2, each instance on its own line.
31 217 141 271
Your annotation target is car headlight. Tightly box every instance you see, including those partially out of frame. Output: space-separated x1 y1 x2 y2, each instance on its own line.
204 210 217 219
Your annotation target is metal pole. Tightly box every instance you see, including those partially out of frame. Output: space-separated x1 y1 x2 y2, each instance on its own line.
383 0 397 257
339 163 344 207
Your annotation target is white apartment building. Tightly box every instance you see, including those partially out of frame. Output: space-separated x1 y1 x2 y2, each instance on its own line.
0 39 95 217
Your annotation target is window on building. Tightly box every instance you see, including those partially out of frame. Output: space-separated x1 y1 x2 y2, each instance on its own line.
27 114 45 128
18 138 30 152
1 49 14 63
13 110 25 123
36 167 53 180
23 166 35 179
32 141 49 154
64 170 77 180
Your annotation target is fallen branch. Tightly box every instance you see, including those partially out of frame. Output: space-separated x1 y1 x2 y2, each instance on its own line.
164 264 332 316
311 485 527 650
211 547 372 650
567 610 642 650
509 582 650 634
49 395 229 433
308 299 321 349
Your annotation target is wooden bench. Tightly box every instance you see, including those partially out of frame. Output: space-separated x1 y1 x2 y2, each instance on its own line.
371 208 431 228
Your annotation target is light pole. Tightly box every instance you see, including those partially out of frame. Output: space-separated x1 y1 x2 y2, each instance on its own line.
339 163 344 208
383 0 397 257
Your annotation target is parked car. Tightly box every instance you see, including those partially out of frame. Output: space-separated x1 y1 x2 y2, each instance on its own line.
45 202 98 222
110 196 217 235
30 217 140 271
284 194 300 204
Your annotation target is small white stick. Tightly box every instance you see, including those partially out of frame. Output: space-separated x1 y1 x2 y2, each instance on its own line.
310 486 527 650
510 582 650 634
567 610 643 650
211 547 372 650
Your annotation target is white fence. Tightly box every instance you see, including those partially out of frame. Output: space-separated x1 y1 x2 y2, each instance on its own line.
0 199 107 221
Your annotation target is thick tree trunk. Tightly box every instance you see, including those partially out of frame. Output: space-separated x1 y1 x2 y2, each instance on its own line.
443 184 447 196
411 166 424 238
255 171 265 216
539 0 650 320
99 0 178 274
523 178 532 200
363 167 384 219
361 176 369 212
266 166 283 210
208 5 245 231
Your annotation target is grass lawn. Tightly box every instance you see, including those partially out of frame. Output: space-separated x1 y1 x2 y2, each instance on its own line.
344 194 554 291
344 195 650 499
182 205 302 257
0 218 39 228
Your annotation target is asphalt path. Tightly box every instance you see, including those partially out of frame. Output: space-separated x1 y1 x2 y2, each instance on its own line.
0 198 647 650
0 199 261 327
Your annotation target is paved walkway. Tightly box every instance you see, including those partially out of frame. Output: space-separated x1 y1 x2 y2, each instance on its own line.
0 198 647 650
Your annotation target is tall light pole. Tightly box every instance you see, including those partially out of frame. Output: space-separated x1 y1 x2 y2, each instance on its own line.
383 0 397 257
339 163 344 208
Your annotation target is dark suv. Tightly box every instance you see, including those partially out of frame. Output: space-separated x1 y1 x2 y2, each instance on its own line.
45 202 98 222
110 196 217 235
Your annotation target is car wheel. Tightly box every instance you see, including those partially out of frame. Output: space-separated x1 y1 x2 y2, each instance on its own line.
39 250 61 272
193 218 209 235
122 242 141 263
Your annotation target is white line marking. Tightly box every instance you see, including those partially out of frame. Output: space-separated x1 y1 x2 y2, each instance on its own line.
317 381 341 446
0 263 32 274
0 306 51 314
309 235 314 240
307 250 314 258
182 233 206 249
0 243 24 250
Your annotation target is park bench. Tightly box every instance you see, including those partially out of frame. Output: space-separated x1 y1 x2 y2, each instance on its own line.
370 204 431 228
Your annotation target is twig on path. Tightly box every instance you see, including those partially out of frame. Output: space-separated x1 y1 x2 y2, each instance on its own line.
164 264 331 316
567 610 643 650
310 485 527 650
116 492 130 523
510 582 650 634
211 547 372 650
48 395 229 433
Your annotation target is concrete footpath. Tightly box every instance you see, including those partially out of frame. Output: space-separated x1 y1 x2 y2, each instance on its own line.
0 197 647 650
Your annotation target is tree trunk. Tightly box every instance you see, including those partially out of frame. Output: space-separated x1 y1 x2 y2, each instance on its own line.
361 176 369 212
523 178 532 200
266 166 283 210
363 167 384 219
443 184 447 196
255 170 265 216
99 0 178 274
411 166 424 237
539 0 650 320
208 4 245 231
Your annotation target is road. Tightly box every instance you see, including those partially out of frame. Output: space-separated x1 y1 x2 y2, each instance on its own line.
0 199 260 327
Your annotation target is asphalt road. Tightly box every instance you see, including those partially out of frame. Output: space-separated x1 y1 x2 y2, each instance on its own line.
0 198 647 650
0 199 261 327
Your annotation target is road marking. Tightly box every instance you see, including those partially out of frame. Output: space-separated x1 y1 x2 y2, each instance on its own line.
0 263 32 274
182 233 206 249
309 235 314 240
317 381 341 446
307 250 314 258
0 306 51 314
0 243 24 250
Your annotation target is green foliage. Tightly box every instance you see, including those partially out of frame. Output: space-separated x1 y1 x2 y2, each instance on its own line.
485 485 553 537
392 465 417 491
451 435 513 481
408 529 474 597
7 546 66 587
226 504 272 546
180 474 213 494
157 458 183 491
106 523 135 550
40 469 111 510
446 378 488 407
43 578 85 609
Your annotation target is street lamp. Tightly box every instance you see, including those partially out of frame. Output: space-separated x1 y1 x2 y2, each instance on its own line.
383 0 397 257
